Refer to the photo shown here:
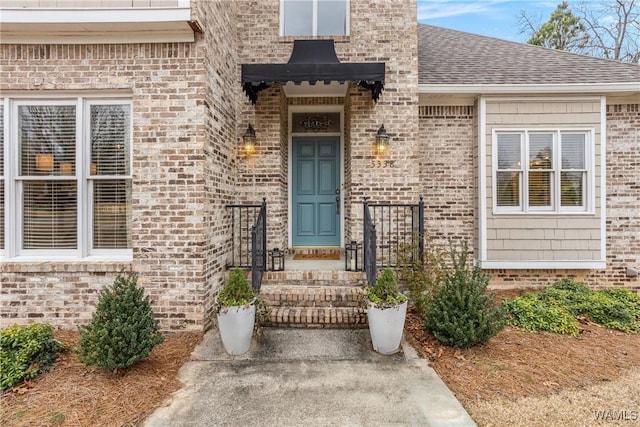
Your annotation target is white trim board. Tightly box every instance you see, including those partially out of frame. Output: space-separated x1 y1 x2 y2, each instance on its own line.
479 261 607 270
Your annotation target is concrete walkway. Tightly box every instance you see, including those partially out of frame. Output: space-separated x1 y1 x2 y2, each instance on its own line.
145 328 477 427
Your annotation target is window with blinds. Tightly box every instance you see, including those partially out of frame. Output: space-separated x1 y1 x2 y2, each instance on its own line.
528 134 553 208
90 104 131 249
19 105 77 249
561 134 586 208
496 133 522 207
0 104 3 251
494 129 591 213
2 98 132 258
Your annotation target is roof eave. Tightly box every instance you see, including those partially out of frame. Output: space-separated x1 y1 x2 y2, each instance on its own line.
419 82 640 94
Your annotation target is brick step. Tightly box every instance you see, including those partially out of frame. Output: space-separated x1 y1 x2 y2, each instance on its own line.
262 306 368 328
262 270 367 286
261 284 366 308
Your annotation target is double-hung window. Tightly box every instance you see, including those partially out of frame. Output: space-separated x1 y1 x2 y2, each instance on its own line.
2 97 132 260
494 129 592 213
281 0 349 36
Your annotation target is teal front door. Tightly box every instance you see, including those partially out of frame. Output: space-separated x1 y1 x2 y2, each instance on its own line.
292 136 340 246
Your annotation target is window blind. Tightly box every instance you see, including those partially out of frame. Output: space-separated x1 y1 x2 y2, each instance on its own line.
19 106 77 249
0 105 3 250
561 134 586 207
528 134 553 207
496 133 521 207
90 105 131 249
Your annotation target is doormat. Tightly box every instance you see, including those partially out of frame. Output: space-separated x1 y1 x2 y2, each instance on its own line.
293 253 341 260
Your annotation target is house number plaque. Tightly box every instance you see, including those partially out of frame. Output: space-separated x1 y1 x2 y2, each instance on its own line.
371 160 396 168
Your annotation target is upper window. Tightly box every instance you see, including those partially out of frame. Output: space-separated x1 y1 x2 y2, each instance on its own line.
281 0 348 36
2 97 132 259
494 130 592 213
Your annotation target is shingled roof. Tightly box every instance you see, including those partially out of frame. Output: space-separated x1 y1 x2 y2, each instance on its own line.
418 24 640 87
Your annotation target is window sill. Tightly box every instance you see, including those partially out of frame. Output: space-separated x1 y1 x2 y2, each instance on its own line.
478 260 606 270
279 35 350 43
492 210 595 216
0 257 133 273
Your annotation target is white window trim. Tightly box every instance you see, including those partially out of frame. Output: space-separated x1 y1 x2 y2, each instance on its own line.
280 0 350 37
492 128 595 215
1 96 133 262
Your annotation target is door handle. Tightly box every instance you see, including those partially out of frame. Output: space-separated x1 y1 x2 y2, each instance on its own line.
336 196 340 215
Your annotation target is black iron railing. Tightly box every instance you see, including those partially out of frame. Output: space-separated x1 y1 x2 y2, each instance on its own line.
363 197 424 285
226 202 263 268
251 198 267 291
363 199 377 286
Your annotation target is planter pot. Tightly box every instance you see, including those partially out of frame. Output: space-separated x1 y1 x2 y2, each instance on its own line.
217 302 256 356
367 300 408 355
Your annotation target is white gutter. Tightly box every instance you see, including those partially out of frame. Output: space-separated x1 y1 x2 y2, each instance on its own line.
419 82 640 94
0 7 192 23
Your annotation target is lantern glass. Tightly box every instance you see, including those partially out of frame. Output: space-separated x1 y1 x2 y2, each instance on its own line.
269 248 285 271
375 124 389 155
345 240 361 271
243 124 256 155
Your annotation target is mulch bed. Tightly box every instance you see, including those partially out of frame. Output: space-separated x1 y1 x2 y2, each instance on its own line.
405 303 640 404
2 330 202 427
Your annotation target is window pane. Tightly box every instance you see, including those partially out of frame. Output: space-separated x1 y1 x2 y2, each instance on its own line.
562 134 585 169
317 0 347 36
497 171 520 206
529 134 552 170
93 180 132 249
497 134 521 169
19 106 76 176
561 171 584 207
283 0 313 36
529 171 551 206
91 105 131 176
23 181 77 249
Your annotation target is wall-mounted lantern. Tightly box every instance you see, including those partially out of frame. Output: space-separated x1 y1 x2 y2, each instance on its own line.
375 124 389 155
242 124 256 155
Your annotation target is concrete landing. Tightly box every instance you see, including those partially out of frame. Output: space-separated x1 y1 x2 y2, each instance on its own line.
145 328 477 427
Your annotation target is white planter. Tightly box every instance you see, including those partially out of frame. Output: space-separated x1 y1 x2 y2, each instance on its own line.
217 302 256 356
367 300 408 355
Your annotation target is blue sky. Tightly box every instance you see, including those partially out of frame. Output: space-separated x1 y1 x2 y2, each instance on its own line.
417 0 570 42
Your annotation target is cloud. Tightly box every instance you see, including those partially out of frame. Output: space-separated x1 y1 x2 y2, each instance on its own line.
417 0 512 20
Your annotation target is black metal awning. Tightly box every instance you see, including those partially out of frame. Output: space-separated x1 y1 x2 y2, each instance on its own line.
241 39 385 104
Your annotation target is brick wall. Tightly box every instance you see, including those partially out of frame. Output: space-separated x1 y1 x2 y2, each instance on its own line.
236 0 420 245
0 40 212 330
195 0 241 329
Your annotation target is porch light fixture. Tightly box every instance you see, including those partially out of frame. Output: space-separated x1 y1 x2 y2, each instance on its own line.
242 124 256 155
375 124 389 154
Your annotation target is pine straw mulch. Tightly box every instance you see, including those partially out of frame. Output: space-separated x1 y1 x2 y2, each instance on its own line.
404 290 640 404
2 330 202 427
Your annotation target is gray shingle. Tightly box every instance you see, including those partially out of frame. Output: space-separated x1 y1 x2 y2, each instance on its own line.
418 24 640 86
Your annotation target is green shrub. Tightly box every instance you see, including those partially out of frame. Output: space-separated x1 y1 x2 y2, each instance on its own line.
367 268 407 308
502 295 580 336
424 244 505 347
398 238 446 316
216 268 257 308
77 272 164 371
0 323 65 390
503 279 640 334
